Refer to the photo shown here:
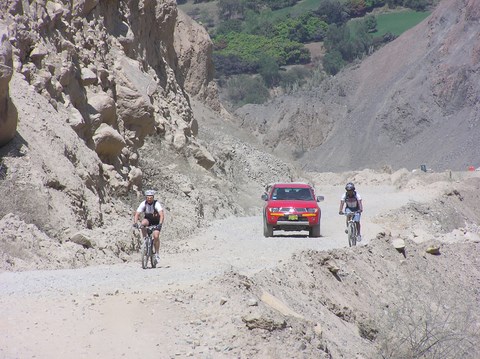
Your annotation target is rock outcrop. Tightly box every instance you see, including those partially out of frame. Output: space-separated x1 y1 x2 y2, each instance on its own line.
0 21 17 146
0 0 218 187
0 0 224 241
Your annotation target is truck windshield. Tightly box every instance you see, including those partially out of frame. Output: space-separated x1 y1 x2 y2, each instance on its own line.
272 188 313 200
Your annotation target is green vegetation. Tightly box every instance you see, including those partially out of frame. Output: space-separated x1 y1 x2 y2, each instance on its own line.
270 0 325 19
178 0 436 106
214 32 310 67
373 9 430 36
225 75 270 107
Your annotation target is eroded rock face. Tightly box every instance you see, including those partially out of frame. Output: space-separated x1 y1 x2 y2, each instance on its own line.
0 21 17 147
174 10 223 112
0 0 218 187
0 0 223 245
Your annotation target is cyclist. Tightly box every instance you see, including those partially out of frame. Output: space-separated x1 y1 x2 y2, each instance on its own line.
134 190 164 263
339 182 363 242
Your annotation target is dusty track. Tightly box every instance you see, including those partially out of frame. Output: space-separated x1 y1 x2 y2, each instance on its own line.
0 176 446 358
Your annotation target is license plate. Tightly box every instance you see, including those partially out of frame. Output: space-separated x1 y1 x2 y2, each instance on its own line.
288 214 298 220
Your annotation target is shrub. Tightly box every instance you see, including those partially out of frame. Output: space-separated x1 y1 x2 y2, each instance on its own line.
258 55 281 87
322 49 345 75
215 19 244 35
225 74 270 107
213 32 310 67
213 53 258 77
375 282 480 358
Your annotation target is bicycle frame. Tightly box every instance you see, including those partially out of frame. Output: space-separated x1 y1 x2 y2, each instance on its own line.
344 212 358 247
137 225 158 269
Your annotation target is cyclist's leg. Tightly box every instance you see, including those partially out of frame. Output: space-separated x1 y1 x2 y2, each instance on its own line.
345 208 353 227
141 218 150 237
353 212 361 235
153 229 160 254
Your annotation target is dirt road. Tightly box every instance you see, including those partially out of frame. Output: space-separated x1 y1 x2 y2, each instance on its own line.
0 178 445 358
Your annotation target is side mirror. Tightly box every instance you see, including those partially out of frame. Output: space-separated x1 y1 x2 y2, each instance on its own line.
261 193 268 201
316 195 324 202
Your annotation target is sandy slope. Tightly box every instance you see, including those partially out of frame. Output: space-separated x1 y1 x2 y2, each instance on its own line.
1 170 479 358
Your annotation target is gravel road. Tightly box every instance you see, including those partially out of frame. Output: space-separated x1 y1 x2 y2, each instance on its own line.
0 183 423 297
0 180 445 359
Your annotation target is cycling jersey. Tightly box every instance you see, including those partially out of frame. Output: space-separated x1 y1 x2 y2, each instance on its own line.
341 191 361 211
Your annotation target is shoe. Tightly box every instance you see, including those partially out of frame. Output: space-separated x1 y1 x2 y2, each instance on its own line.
357 235 362 242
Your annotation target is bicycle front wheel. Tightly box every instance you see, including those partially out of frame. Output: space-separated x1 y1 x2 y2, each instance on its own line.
141 238 149 269
348 222 357 247
150 242 157 269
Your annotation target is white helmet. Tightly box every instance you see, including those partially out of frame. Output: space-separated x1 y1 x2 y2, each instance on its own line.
144 190 155 196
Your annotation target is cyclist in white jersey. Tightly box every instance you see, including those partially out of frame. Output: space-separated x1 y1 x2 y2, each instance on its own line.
134 190 164 263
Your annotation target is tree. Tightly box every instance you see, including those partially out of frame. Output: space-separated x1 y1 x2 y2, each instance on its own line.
364 15 377 33
258 55 281 87
346 0 367 17
322 50 345 75
218 0 246 20
315 0 349 25
216 19 244 35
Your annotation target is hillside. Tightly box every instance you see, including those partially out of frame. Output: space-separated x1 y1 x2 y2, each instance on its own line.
235 0 480 172
1 0 480 358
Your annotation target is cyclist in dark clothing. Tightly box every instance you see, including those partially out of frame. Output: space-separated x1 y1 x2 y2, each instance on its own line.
339 182 363 242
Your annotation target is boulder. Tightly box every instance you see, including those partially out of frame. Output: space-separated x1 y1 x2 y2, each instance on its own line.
93 123 126 161
87 90 116 126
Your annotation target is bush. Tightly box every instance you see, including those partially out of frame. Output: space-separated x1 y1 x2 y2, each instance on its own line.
315 0 349 25
322 49 346 75
213 53 258 77
225 75 270 107
258 55 281 87
215 19 244 35
213 32 310 67
273 13 329 43
279 66 311 91
375 283 480 358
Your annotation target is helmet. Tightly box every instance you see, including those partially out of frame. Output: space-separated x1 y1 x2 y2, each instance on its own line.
345 182 355 191
144 190 155 197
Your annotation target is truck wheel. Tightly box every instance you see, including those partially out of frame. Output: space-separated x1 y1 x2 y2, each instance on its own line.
309 223 321 237
263 219 273 237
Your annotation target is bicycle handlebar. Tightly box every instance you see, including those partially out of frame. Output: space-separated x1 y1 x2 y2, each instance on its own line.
339 211 361 216
133 223 162 231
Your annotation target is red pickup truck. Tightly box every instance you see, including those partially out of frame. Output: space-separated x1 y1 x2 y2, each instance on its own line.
261 182 324 237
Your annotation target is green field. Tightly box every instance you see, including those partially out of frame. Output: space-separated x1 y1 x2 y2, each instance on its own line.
373 10 431 36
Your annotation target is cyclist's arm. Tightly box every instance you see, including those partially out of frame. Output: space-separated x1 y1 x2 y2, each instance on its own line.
339 199 345 214
358 199 363 212
134 211 141 224
159 209 165 225
154 202 165 225
134 202 145 224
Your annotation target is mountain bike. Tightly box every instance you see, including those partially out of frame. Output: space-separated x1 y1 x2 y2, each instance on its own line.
134 224 160 269
342 211 360 247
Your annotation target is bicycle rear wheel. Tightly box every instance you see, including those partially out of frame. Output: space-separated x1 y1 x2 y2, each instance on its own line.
348 222 357 247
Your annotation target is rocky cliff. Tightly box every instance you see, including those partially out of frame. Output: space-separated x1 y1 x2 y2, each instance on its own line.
0 0 297 270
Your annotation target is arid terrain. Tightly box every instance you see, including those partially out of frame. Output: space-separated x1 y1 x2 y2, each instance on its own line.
2 169 479 358
1 0 480 358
